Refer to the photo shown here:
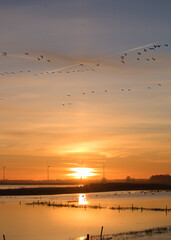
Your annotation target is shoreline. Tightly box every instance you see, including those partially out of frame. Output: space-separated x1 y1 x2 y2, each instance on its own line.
78 226 171 240
0 182 171 196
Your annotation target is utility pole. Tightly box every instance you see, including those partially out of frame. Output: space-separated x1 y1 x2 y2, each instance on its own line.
101 162 106 183
3 166 6 180
47 166 51 181
103 162 105 180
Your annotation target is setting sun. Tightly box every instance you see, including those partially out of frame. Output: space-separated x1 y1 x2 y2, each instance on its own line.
69 167 96 179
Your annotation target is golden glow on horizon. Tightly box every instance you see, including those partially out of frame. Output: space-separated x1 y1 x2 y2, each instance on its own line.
69 167 96 179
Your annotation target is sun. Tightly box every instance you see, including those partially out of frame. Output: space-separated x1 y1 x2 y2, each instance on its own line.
69 167 95 179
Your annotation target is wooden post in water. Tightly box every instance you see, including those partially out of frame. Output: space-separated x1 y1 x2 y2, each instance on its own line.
87 234 89 240
100 226 103 240
3 234 5 240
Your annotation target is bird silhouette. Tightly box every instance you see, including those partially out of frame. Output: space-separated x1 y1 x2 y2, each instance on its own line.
164 44 168 47
2 52 7 56
121 60 125 64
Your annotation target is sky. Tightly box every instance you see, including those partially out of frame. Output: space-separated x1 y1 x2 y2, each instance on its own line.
0 0 171 180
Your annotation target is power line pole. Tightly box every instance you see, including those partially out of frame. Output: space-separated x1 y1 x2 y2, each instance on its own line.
3 166 6 180
47 166 51 181
101 162 106 183
102 162 105 179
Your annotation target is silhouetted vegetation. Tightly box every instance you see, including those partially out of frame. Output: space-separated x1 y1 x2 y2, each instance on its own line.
150 174 171 185
85 226 171 240
0 182 170 196
26 200 171 213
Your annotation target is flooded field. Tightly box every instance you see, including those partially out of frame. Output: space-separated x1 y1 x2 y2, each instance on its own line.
0 190 171 240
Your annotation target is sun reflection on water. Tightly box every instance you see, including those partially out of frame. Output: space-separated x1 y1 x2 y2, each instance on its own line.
78 194 88 205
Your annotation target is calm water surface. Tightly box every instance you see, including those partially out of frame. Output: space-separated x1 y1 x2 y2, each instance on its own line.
0 190 170 240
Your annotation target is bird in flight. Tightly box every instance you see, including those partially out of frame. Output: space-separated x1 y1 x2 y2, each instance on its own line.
2 52 7 56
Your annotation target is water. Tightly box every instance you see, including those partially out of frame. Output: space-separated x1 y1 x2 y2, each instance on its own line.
0 190 170 240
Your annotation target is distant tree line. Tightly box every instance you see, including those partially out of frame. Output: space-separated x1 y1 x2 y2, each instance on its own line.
150 174 171 185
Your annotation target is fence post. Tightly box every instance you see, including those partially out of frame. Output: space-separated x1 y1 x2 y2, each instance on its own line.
100 226 103 240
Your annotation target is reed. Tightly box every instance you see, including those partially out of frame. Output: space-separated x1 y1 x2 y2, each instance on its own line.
26 201 171 214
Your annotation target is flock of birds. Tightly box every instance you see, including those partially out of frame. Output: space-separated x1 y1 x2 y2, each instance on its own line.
0 43 169 107
0 51 99 77
61 83 164 107
120 43 168 64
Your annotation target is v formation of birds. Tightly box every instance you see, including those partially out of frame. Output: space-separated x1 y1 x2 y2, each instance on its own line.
0 43 169 107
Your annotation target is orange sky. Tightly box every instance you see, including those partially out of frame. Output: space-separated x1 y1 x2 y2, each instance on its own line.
0 1 171 180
